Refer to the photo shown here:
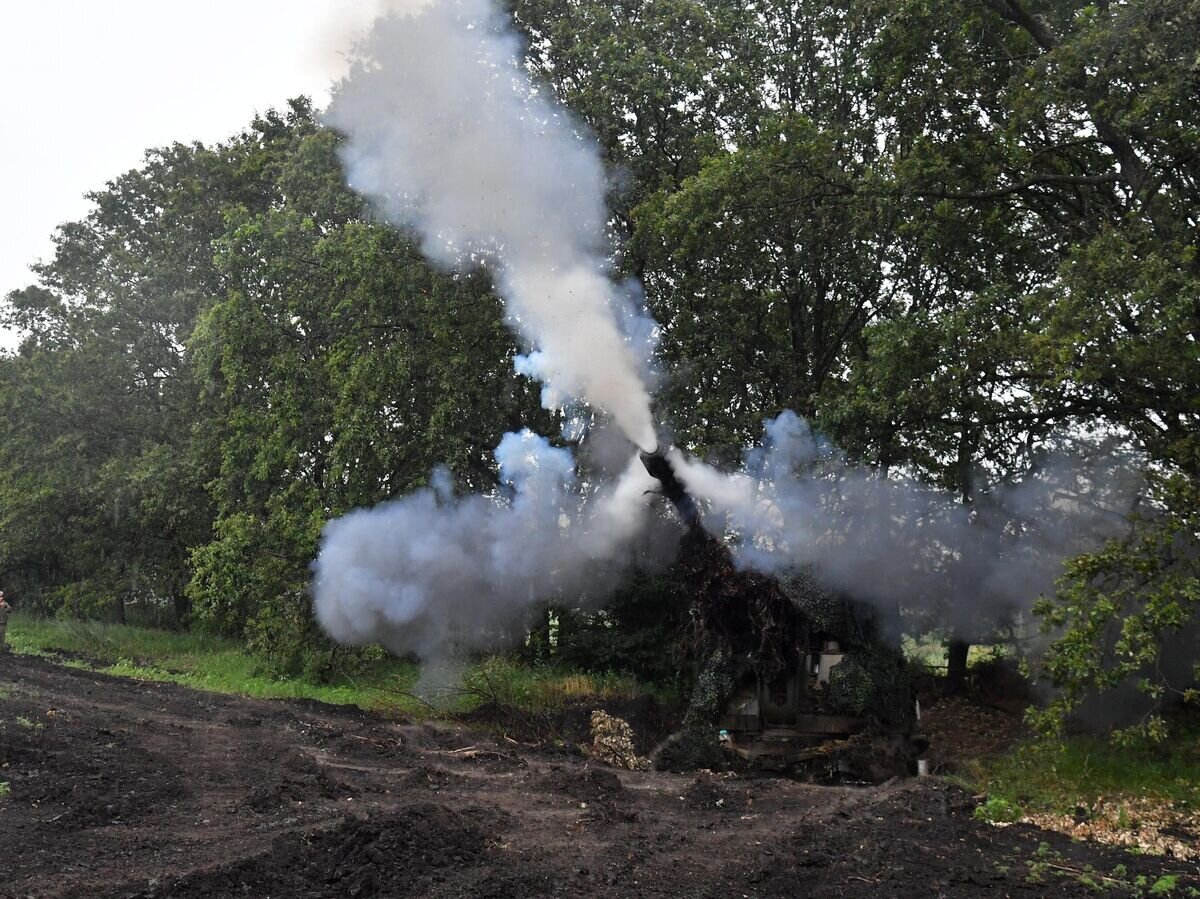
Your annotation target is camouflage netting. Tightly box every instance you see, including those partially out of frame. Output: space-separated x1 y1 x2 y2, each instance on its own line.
655 648 733 772
683 647 735 725
824 658 873 716
853 640 916 731
778 568 850 634
655 526 916 772
781 566 914 728
822 647 914 729
589 710 651 771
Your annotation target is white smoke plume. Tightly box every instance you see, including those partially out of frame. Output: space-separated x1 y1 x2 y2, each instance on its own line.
324 0 658 450
672 411 1144 635
313 431 660 661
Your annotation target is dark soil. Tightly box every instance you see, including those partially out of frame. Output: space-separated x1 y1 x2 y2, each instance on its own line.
1 653 1195 898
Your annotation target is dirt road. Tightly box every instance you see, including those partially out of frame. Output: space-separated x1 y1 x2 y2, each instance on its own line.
0 653 1192 897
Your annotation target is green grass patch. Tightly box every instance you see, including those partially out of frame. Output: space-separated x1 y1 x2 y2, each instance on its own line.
973 795 1023 824
7 613 425 713
5 614 664 721
961 726 1200 817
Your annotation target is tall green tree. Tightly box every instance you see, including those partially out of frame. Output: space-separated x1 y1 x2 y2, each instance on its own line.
0 131 241 622
855 0 1199 707
184 107 555 670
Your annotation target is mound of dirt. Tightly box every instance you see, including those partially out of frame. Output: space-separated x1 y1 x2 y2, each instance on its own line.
680 772 748 814
746 782 1114 897
116 803 498 899
298 804 491 894
540 763 624 801
920 695 1027 772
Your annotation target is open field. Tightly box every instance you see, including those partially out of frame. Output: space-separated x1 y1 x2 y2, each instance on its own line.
1 652 1197 898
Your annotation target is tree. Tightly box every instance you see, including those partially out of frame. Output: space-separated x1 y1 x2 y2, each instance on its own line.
888 0 1198 713
633 114 891 457
0 129 239 623
184 106 555 670
1032 473 1200 741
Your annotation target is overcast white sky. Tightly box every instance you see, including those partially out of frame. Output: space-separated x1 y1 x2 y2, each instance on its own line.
0 0 381 349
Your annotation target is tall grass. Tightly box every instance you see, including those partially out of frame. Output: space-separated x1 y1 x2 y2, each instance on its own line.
6 613 423 712
965 729 1200 813
457 656 648 711
4 614 663 719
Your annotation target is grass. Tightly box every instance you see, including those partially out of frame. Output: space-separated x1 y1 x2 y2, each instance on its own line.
902 634 1200 822
7 613 423 711
458 656 650 711
4 613 659 720
962 724 1200 817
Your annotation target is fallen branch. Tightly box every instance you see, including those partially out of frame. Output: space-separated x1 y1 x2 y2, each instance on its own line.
440 746 527 766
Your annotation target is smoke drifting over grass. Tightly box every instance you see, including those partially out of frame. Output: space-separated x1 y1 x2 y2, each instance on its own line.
324 0 657 450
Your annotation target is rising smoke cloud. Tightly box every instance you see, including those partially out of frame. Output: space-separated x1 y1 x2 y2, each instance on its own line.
313 0 665 669
323 0 657 450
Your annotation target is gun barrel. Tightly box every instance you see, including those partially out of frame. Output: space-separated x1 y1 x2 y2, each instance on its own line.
639 447 701 529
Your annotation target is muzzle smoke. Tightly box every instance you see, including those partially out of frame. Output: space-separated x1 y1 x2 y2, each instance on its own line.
314 431 659 660
671 412 1143 635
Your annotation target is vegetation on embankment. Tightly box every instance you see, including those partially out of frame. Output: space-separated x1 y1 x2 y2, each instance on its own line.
967 728 1200 817
4 613 658 720
963 730 1200 863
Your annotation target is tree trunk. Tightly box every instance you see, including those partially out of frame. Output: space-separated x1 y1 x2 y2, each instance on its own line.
946 639 970 694
173 594 191 630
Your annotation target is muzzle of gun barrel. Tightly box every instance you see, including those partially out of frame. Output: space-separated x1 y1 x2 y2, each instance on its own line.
639 446 700 528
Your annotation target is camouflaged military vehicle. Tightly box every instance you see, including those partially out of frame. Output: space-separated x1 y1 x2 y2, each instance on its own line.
640 448 924 780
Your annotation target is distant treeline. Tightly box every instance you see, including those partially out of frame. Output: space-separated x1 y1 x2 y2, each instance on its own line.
1 1 1196 731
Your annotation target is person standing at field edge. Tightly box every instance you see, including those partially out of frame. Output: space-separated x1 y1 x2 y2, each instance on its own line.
0 590 10 652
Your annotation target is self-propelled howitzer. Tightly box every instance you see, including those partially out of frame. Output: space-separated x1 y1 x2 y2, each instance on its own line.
636 440 923 779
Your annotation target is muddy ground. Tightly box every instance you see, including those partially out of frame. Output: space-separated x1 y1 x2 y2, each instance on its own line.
1 653 1195 898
